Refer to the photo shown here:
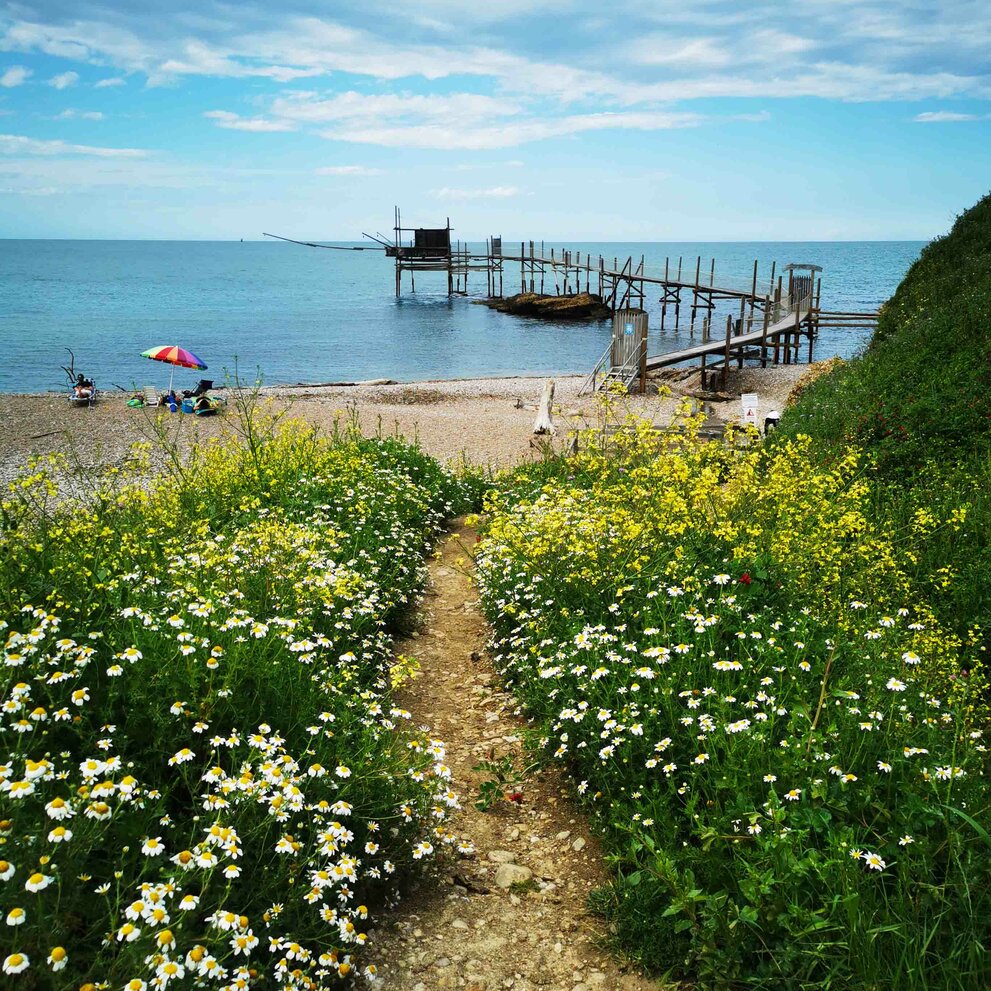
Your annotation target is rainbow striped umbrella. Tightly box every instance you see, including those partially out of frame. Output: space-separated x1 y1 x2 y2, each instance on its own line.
141 345 208 394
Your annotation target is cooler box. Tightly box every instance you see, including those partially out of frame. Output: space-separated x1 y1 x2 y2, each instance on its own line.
181 398 195 414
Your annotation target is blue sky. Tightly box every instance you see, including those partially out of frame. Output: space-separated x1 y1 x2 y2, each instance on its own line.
1 0 989 240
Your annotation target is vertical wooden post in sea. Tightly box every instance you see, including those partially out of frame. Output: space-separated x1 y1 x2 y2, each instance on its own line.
738 298 747 369
722 314 733 390
690 255 701 336
761 294 771 368
749 259 759 338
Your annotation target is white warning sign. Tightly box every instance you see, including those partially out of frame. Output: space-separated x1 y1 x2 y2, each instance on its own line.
741 393 759 427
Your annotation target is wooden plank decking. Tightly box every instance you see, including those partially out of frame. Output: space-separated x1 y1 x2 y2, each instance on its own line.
644 308 811 371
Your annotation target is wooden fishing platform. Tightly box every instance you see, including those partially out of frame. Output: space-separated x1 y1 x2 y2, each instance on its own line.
375 214 881 391
270 209 880 393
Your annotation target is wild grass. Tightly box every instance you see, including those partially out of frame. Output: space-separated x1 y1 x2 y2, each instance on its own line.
474 193 991 991
0 398 482 986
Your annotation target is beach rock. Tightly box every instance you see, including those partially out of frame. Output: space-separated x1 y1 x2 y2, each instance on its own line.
477 292 611 321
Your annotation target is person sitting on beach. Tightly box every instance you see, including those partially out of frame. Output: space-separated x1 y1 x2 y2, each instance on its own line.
73 373 93 399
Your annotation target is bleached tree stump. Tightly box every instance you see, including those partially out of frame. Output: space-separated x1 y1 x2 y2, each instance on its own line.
533 380 555 435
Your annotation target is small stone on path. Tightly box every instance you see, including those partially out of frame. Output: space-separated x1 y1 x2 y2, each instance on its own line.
494 863 533 889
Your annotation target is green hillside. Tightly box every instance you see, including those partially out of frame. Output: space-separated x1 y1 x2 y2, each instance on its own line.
781 192 991 639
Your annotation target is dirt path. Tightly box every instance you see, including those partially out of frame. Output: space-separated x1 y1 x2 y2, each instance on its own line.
370 520 662 991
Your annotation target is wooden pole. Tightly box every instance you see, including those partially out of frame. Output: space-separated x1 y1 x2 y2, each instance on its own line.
638 319 648 394
661 257 669 333
761 295 771 368
691 256 701 336
738 298 747 369
722 314 733 390
749 259 758 339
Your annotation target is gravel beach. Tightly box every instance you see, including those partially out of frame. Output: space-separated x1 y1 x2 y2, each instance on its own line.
0 364 812 488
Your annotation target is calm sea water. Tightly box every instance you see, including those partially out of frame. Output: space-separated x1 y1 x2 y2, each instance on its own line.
0 239 924 394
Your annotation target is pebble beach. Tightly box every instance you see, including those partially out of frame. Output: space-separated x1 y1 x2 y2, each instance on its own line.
0 364 811 489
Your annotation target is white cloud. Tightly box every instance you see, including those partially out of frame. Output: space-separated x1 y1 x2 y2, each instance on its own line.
433 185 520 199
325 110 702 150
630 36 735 69
449 159 525 171
94 77 126 88
0 133 148 157
0 65 31 87
913 110 980 122
0 5 988 129
269 89 701 149
270 91 520 125
49 70 79 89
203 110 295 132
1 18 154 71
53 109 105 120
314 165 384 175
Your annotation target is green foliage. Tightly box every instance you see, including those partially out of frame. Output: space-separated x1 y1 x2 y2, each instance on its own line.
0 407 480 986
778 191 991 638
475 394 991 989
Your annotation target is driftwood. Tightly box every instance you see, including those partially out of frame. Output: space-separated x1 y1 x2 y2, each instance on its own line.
292 379 397 388
532 380 555 435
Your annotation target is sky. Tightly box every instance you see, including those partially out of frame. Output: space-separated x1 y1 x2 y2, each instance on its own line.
0 0 989 241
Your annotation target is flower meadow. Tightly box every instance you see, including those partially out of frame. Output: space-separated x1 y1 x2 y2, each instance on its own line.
0 410 481 988
474 405 991 989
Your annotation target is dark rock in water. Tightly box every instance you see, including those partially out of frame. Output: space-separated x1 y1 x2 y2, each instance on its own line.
476 291 611 321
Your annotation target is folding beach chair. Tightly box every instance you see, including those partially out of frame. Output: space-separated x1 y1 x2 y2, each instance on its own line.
182 379 214 399
143 386 161 408
68 379 96 408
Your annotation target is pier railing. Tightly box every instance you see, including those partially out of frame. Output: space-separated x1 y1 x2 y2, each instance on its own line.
579 340 615 395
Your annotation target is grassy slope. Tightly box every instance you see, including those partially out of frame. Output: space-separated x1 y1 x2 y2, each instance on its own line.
779 191 991 638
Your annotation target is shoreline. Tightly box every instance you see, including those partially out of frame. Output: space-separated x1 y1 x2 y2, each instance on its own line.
0 364 814 488
2 369 596 400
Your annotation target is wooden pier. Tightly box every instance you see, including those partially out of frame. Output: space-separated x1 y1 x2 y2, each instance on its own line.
365 210 879 392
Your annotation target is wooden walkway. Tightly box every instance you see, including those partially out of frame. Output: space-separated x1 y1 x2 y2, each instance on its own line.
645 307 812 372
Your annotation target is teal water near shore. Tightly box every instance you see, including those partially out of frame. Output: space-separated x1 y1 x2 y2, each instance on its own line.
0 239 923 394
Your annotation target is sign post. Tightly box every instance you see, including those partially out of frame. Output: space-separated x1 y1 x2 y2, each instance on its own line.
741 393 759 429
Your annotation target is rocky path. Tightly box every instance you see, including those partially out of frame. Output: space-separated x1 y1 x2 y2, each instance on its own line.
370 520 661 991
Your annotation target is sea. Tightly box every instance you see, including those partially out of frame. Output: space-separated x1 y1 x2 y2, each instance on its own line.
0 239 925 395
